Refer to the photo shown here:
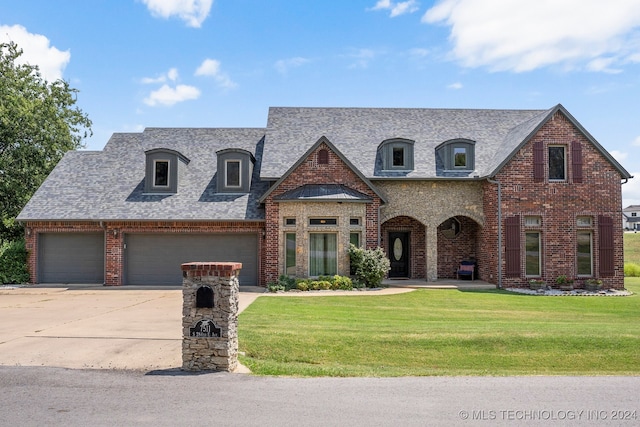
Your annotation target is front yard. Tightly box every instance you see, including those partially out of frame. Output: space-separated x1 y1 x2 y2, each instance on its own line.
238 280 640 377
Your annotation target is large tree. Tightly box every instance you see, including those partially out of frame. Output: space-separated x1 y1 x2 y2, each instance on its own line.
0 42 92 241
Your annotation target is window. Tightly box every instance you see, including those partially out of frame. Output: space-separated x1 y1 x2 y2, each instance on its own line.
350 232 360 247
577 216 592 227
350 217 360 226
577 231 593 276
225 160 241 188
632 213 638 217
285 233 296 276
548 146 566 181
285 218 296 226
154 160 169 187
525 232 541 276
525 216 541 227
392 147 405 167
309 233 337 276
453 147 467 168
309 218 337 226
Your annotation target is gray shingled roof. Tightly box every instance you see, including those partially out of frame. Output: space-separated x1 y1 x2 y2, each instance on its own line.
261 106 554 179
18 128 267 221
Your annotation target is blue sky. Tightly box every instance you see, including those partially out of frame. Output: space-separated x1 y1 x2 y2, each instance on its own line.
2 0 639 206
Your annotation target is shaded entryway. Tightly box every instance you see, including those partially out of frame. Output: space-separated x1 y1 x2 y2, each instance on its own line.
437 215 481 279
381 216 426 280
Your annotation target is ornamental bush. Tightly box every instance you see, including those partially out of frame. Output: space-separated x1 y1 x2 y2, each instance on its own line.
348 244 390 288
624 263 640 277
0 239 30 284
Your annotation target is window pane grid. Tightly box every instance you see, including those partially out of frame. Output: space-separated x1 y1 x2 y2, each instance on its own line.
309 233 337 276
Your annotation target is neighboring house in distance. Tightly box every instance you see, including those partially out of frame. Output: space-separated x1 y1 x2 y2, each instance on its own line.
17 104 632 289
623 205 640 231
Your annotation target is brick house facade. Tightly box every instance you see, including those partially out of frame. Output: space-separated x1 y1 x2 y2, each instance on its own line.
18 105 631 289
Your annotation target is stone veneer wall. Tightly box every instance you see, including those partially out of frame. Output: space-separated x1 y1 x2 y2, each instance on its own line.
181 262 241 372
278 202 367 278
376 180 484 281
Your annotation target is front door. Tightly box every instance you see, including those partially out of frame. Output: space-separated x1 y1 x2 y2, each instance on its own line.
388 232 409 278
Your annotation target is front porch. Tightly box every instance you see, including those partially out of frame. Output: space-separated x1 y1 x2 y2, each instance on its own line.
383 278 496 290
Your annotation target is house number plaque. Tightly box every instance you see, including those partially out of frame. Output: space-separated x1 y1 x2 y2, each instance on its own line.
189 319 221 338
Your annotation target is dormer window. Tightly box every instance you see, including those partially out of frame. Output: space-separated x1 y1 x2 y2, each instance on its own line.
144 148 190 194
379 138 414 171
216 148 255 193
436 139 475 171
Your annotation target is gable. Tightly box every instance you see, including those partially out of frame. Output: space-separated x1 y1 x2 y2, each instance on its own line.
259 137 386 204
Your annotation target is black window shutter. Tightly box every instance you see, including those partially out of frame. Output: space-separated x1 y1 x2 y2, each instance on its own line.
571 141 583 183
533 141 544 182
598 216 614 276
505 216 521 277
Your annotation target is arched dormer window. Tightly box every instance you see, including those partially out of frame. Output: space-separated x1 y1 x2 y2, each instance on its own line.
436 139 475 171
378 138 414 171
144 148 190 194
216 148 256 193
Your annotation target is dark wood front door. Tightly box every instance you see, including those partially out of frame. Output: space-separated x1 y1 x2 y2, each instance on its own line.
388 232 409 278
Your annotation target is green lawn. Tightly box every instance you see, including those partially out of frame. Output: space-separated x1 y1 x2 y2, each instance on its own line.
625 232 640 264
239 281 640 377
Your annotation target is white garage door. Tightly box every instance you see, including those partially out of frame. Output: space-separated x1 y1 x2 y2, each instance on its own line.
125 234 258 286
39 233 105 283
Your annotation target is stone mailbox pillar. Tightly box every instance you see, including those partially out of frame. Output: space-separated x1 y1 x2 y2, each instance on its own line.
181 262 242 372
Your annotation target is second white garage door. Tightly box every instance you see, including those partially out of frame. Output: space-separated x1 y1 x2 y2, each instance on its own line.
125 234 258 286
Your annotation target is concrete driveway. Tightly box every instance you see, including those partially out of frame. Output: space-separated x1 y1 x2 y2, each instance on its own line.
0 285 412 371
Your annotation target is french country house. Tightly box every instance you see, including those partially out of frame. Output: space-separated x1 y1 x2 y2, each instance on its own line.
17 104 632 289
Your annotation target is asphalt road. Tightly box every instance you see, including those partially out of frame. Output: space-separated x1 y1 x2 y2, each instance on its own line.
1 366 639 427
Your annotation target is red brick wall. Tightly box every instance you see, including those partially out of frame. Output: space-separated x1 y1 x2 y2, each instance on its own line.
437 216 480 279
262 141 383 284
24 220 265 286
483 111 625 289
381 216 426 279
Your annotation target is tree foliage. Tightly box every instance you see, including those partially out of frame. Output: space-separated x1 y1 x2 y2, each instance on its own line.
0 42 92 241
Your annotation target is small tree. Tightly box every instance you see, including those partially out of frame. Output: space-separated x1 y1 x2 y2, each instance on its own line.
348 244 390 288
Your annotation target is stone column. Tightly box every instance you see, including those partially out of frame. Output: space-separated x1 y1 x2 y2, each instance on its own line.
426 226 438 282
181 262 241 372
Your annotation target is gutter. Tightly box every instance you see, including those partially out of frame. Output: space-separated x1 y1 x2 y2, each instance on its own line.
487 178 502 289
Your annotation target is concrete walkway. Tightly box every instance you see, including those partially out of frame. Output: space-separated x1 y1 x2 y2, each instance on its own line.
0 285 415 371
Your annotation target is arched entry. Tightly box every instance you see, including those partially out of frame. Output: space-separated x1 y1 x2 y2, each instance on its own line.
381 216 426 279
437 215 481 279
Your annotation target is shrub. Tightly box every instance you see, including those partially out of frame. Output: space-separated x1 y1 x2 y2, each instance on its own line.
0 239 30 284
332 275 353 290
348 244 390 288
624 263 640 277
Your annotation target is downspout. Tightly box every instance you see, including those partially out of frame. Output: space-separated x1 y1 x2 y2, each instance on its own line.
377 204 382 247
487 178 502 289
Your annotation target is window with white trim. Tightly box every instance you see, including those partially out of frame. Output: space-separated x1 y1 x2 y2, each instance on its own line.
225 160 241 188
309 233 337 276
153 160 169 187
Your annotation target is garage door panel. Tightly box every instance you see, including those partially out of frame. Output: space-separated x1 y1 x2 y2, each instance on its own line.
39 233 104 283
125 234 257 286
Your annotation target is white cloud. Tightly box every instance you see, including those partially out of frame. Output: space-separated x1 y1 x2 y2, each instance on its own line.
370 0 420 17
346 48 378 69
0 24 70 81
142 0 213 28
610 150 629 164
141 67 179 84
447 82 463 90
194 58 236 88
633 136 640 146
422 0 640 73
275 57 311 74
143 84 200 106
